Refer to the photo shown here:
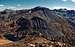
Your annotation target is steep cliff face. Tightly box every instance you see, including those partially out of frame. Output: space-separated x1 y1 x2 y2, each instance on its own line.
0 7 75 46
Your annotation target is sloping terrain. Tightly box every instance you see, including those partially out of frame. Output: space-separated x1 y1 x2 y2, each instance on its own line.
0 39 13 45
0 7 75 47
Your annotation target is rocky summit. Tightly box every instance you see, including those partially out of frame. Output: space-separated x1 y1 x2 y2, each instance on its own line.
0 6 75 47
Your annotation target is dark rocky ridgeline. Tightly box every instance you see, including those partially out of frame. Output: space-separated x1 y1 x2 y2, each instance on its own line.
0 6 75 46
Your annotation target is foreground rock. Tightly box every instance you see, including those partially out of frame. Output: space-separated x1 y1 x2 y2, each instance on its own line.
0 36 73 47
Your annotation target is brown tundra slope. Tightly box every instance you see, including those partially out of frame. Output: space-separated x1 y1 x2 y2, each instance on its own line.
0 7 75 47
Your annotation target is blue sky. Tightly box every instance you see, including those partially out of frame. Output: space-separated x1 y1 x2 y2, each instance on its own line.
0 0 75 10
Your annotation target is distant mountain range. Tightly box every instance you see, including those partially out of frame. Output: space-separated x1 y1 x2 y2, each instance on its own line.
0 6 75 47
52 9 75 27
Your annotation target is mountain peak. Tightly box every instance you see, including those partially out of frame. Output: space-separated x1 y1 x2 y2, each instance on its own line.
0 7 75 46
